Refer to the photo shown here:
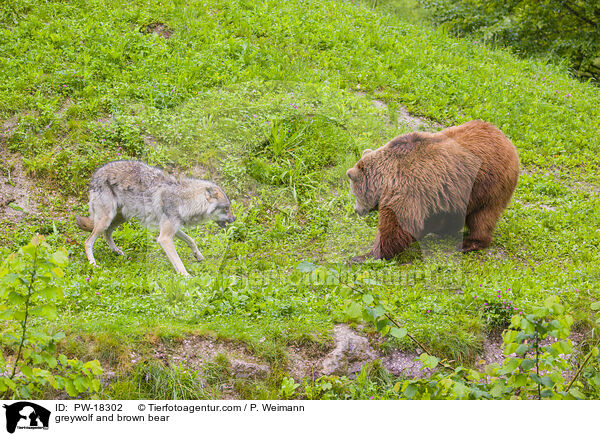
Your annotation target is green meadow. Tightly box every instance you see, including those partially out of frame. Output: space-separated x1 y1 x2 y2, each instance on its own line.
0 0 599 399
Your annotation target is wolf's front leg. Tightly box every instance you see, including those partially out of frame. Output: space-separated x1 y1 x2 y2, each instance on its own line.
175 230 204 261
157 222 190 276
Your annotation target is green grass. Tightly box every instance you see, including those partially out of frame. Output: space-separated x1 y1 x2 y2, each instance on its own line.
0 0 599 399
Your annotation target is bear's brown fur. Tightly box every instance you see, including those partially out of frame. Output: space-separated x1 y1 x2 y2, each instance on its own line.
347 120 519 261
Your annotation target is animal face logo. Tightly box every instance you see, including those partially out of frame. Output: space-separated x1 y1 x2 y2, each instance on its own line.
3 402 51 433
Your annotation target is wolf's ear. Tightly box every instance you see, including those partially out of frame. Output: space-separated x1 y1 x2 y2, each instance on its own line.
346 167 360 181
205 186 218 199
362 148 373 157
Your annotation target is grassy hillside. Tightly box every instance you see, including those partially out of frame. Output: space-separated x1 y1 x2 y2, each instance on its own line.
0 0 599 399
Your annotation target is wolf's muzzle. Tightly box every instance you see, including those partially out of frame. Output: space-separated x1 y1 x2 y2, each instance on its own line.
218 216 236 228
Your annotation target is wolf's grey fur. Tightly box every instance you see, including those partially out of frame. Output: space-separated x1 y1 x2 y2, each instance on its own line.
76 160 235 276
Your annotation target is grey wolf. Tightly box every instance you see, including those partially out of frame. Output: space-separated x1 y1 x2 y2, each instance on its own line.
76 160 236 276
346 120 519 261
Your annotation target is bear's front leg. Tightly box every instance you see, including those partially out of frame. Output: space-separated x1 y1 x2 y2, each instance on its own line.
357 207 415 261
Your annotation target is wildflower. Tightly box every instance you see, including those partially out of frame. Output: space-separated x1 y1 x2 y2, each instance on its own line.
116 152 121 156
484 302 488 306
565 93 572 98
474 295 477 299
96 292 101 296
293 105 298 109
266 121 270 125
85 277 90 282
370 396 374 399
426 309 430 313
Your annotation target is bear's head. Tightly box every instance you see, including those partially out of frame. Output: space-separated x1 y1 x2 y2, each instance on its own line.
346 148 382 216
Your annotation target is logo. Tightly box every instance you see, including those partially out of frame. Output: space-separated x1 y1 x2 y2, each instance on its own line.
2 402 50 434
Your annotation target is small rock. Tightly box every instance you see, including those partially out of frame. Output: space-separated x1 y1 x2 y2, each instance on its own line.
321 325 378 376
231 360 270 379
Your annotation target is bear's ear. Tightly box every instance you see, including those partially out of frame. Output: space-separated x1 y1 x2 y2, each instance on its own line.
346 167 360 181
362 148 373 157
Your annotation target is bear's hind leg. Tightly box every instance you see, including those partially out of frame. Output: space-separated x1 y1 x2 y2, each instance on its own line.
462 207 502 252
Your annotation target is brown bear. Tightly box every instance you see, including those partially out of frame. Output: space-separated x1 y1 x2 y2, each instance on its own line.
346 120 519 262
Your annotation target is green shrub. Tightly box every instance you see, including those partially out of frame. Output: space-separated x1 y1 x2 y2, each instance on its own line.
0 235 103 399
419 0 600 80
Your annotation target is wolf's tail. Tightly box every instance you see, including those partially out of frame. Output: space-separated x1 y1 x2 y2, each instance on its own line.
76 216 94 232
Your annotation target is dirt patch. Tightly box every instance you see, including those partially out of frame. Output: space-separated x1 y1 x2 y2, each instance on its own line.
143 22 173 39
570 181 600 196
156 335 262 368
56 98 73 118
476 331 586 374
145 327 440 383
120 326 591 390
395 104 442 132
523 202 557 212
355 92 442 132
382 349 433 378
287 346 326 380
0 148 38 221
143 134 159 149
290 325 434 379
1 116 18 141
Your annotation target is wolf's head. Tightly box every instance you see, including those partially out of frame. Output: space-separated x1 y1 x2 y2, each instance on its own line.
206 185 236 228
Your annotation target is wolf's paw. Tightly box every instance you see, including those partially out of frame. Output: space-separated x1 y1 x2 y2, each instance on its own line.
193 252 205 262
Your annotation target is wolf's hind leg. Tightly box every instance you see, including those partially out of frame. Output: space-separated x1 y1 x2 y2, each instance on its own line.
104 213 125 256
157 221 190 276
85 215 113 267
175 230 204 261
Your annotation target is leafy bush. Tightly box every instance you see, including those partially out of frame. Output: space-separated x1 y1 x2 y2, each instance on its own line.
347 273 600 398
0 236 103 398
419 0 600 80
